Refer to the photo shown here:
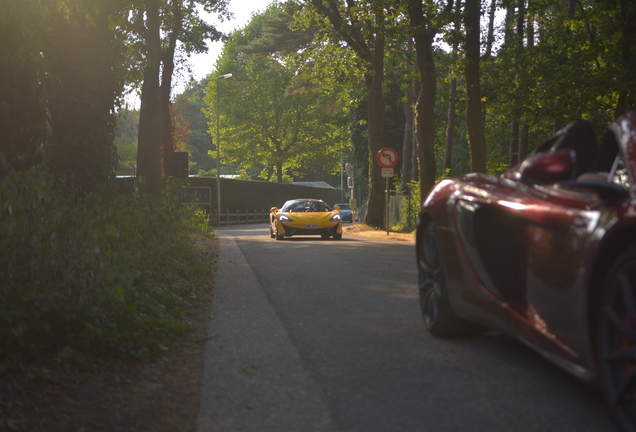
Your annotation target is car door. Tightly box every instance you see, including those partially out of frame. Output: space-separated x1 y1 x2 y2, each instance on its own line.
450 171 610 360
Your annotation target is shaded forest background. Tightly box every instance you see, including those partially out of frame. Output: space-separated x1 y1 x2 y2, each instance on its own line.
2 0 636 220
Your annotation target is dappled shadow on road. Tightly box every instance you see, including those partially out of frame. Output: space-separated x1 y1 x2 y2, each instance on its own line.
216 225 613 432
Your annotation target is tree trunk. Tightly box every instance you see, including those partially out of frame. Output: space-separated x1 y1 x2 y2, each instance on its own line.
414 38 437 199
519 124 529 160
308 0 387 228
408 0 438 203
485 0 498 59
567 0 576 19
137 0 163 191
276 162 283 183
160 1 182 178
48 12 119 192
363 18 386 228
504 0 515 44
464 0 487 173
444 51 457 174
400 39 415 195
509 121 519 167
526 3 534 49
520 2 533 158
1 3 49 177
411 80 421 183
614 0 636 118
516 0 526 40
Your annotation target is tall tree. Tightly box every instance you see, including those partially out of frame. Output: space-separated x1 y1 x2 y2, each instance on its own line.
132 0 228 190
160 0 183 178
136 0 163 189
444 51 458 174
47 5 123 191
172 78 214 174
407 0 456 199
464 0 487 173
206 8 345 183
307 0 392 227
610 0 636 117
407 0 437 198
0 0 48 176
484 0 498 59
519 1 533 161
444 0 462 175
399 38 416 195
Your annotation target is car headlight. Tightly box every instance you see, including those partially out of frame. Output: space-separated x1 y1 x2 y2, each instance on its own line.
280 215 291 222
331 214 341 221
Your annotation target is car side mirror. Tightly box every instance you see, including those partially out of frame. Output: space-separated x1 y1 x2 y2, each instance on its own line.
270 207 278 213
517 149 576 183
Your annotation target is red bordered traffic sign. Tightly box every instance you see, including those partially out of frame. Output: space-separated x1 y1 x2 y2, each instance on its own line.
377 147 398 168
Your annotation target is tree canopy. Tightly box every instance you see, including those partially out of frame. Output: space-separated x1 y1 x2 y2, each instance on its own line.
204 4 349 183
2 0 635 226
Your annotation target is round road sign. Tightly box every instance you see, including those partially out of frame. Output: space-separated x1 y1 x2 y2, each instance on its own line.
377 147 398 168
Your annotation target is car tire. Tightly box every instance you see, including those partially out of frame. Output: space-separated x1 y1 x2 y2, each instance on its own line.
417 222 475 338
321 234 330 239
596 245 636 432
270 226 275 238
275 223 285 241
333 233 342 240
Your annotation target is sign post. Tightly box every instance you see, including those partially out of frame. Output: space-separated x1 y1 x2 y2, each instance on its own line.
345 162 356 219
376 147 398 235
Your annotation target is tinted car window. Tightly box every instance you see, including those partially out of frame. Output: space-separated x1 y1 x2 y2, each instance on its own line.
283 201 332 213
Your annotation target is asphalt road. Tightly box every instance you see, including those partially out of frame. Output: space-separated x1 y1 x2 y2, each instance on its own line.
196 224 615 432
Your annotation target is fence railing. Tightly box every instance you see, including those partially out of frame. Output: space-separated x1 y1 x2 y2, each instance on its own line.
219 209 270 226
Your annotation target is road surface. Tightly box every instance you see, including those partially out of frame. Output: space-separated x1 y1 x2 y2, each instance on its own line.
197 224 614 432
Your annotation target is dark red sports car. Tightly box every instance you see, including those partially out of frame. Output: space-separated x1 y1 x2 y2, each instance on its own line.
416 111 636 431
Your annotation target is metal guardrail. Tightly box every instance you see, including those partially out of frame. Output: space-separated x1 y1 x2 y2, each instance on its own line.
219 209 269 226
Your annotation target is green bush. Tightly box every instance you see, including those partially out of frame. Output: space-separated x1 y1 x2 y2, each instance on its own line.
393 181 420 233
0 171 212 364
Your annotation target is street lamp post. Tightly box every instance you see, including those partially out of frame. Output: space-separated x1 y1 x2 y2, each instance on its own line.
215 73 232 226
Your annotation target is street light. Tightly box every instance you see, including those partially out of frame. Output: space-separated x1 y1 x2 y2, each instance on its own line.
215 73 232 226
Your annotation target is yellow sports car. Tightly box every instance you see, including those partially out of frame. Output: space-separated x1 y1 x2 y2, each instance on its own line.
270 199 343 240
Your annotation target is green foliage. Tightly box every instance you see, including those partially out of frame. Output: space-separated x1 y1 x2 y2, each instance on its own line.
114 108 139 176
196 168 218 177
393 180 420 233
0 171 211 364
203 3 351 184
482 0 635 160
268 172 294 183
436 168 452 183
172 79 214 174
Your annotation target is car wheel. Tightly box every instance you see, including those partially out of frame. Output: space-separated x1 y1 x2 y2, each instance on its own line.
270 226 275 238
418 222 473 338
275 223 285 241
333 233 342 240
596 245 636 432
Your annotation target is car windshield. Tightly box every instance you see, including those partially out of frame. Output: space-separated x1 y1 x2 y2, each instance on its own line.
283 200 332 213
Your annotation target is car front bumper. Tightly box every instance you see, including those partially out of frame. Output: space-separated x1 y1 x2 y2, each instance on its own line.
280 222 341 236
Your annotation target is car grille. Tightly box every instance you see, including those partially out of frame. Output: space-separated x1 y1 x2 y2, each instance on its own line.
281 223 339 236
